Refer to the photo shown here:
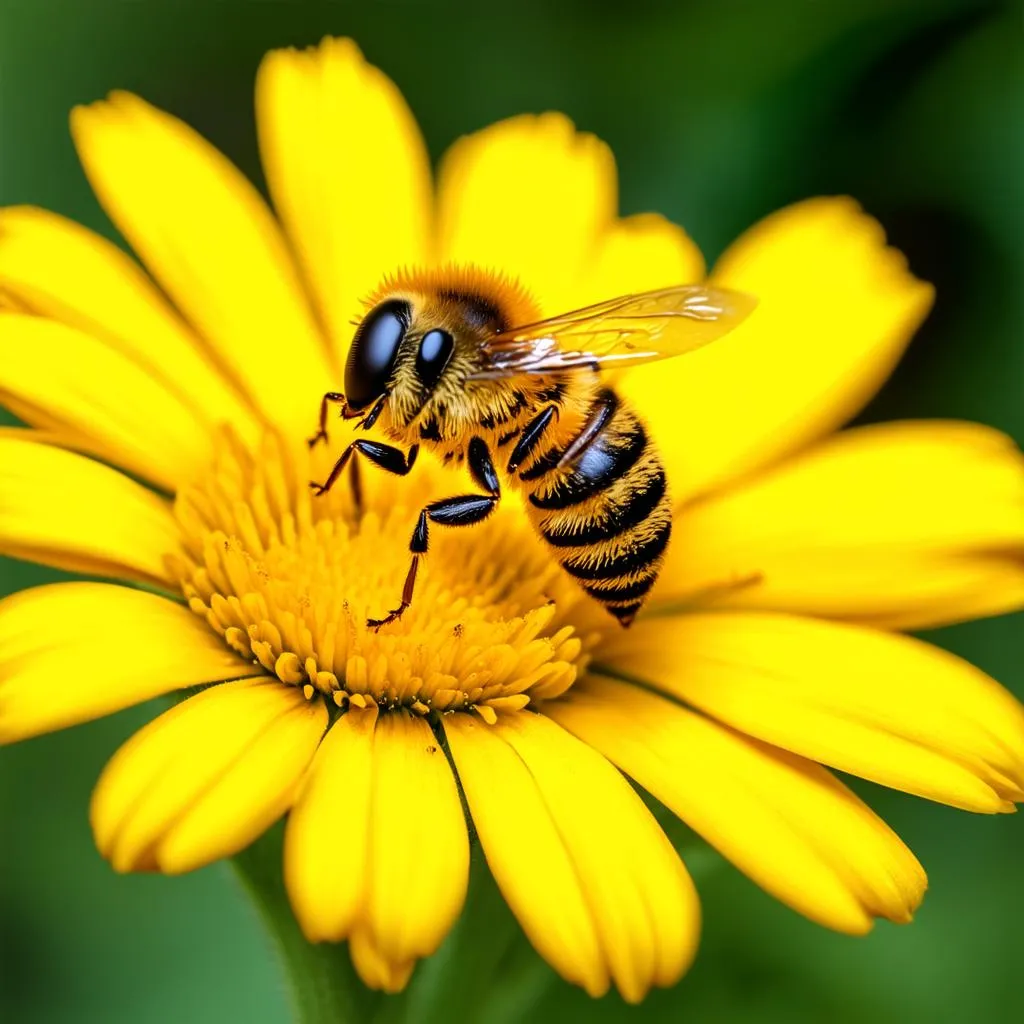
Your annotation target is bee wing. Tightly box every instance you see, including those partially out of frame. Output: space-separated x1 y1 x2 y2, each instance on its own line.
468 283 756 379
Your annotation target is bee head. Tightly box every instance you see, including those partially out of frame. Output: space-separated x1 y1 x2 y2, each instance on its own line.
345 299 456 414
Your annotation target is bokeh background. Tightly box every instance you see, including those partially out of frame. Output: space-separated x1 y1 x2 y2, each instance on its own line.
1 0 1021 1021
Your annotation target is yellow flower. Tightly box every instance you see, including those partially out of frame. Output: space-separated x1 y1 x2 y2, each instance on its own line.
1 36 1023 1002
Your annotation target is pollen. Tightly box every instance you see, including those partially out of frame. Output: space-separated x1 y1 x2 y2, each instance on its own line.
168 432 603 719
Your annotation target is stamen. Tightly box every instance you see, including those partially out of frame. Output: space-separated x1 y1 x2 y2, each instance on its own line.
168 432 603 718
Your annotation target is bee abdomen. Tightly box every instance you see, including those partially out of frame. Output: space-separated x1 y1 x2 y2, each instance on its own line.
525 393 672 626
540 468 666 547
560 519 672 582
527 413 645 511
560 501 672 625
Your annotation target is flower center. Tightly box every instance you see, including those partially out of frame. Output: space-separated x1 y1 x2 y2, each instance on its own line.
169 432 604 720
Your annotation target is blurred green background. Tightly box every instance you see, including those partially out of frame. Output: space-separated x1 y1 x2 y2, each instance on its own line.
1 0 1022 1021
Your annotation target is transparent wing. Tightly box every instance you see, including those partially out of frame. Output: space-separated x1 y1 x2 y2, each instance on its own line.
468 283 757 379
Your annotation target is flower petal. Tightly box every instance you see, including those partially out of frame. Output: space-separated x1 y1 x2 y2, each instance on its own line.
442 712 607 998
654 420 1024 629
549 676 926 934
602 613 1024 812
0 583 253 743
256 38 432 364
0 206 260 448
70 91 334 436
445 711 699 1003
362 712 469 982
92 678 326 874
0 314 218 490
348 928 415 995
0 434 179 585
622 198 935 501
285 704 377 943
285 707 468 992
436 114 617 315
575 212 705 307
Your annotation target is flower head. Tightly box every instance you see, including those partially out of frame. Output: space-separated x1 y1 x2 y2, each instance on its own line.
2 37 1024 1002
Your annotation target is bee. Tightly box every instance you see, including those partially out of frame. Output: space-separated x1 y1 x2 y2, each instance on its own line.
309 268 755 629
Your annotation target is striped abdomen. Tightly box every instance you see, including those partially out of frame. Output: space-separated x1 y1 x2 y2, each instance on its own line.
518 387 671 626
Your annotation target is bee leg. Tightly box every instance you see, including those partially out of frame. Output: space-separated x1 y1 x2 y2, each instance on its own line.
307 392 347 449
358 394 387 431
369 439 500 630
367 494 499 630
506 404 559 475
349 457 363 515
310 440 419 497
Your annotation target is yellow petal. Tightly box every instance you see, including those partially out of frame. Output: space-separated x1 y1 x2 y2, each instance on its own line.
654 420 1024 629
285 704 378 942
0 314 216 490
0 206 260 448
70 91 334 436
0 583 253 743
445 711 699 1003
348 928 415 995
575 212 705 307
443 712 608 998
157 692 327 873
436 113 617 315
0 425 66 447
0 434 180 585
285 708 468 992
603 613 1024 812
362 712 469 974
550 677 926 934
622 198 935 501
92 678 326 873
256 38 432 364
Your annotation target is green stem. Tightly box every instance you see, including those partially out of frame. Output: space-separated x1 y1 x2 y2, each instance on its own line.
231 818 719 1023
231 825 380 1024
230 831 557 1024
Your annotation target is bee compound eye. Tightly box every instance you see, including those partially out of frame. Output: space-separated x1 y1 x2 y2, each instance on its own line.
344 299 411 411
415 328 455 392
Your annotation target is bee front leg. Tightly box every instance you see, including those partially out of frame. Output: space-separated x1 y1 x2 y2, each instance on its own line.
310 440 419 497
368 438 500 630
307 391 347 449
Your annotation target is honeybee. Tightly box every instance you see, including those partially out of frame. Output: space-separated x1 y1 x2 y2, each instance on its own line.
309 268 755 629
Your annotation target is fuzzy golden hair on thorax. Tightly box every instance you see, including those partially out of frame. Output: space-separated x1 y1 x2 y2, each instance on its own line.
362 265 543 434
362 264 542 331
